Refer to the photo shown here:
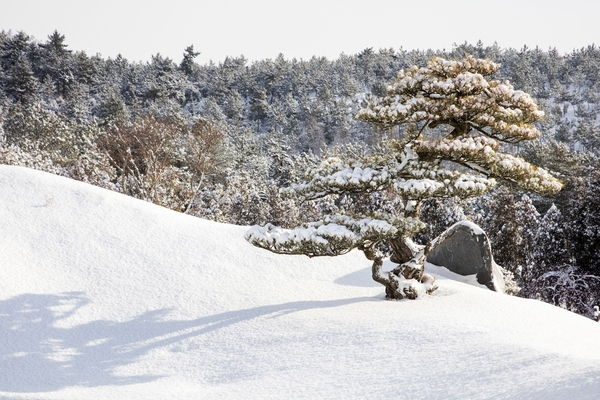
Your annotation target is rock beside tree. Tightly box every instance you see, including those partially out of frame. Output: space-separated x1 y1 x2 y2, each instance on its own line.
426 221 505 292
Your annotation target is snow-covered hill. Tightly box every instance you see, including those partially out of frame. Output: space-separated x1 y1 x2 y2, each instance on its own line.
1 165 599 399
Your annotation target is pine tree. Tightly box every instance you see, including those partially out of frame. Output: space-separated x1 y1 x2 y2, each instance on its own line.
533 204 571 273
248 87 270 127
72 51 98 87
264 130 296 186
40 30 71 58
2 56 38 103
96 87 129 127
477 187 522 273
565 170 600 275
179 45 200 76
38 30 74 97
0 31 32 71
246 56 562 300
515 194 540 282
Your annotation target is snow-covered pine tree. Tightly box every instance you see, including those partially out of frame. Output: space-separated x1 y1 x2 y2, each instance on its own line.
2 56 39 103
245 56 562 300
524 204 599 319
564 170 600 275
179 45 200 76
475 187 521 272
532 204 571 275
515 194 540 283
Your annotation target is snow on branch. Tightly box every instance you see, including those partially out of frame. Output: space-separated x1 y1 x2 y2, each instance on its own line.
356 55 544 143
245 214 424 258
283 145 416 201
413 137 563 194
393 174 495 200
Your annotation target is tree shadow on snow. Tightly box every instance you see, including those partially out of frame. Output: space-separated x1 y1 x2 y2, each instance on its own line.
334 266 381 287
0 291 375 393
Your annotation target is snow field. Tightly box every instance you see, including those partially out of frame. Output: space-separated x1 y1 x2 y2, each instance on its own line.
0 166 599 399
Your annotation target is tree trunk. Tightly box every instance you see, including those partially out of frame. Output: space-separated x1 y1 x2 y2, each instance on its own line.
364 244 436 300
389 236 417 264
388 236 427 281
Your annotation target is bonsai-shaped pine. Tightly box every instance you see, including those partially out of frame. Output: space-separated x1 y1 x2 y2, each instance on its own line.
245 56 563 300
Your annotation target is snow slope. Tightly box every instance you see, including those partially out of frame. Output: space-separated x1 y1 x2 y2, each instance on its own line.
1 165 599 399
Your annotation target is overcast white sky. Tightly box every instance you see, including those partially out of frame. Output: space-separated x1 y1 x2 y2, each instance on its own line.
1 0 598 64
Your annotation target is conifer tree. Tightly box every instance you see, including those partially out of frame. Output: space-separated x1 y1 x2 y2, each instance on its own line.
2 56 38 103
514 194 540 283
40 30 71 57
0 31 32 71
265 130 296 186
533 204 571 273
474 187 529 277
246 56 562 300
179 45 200 76
38 31 75 97
565 170 600 275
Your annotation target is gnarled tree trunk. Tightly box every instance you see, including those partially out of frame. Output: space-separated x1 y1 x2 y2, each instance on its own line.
364 239 437 300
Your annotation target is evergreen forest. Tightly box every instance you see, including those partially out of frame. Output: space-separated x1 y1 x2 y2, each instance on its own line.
1 30 600 318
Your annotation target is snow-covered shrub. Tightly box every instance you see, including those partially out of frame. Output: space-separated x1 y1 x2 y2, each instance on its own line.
190 168 301 228
475 187 541 282
498 265 521 296
96 115 229 211
523 265 600 319
0 139 63 175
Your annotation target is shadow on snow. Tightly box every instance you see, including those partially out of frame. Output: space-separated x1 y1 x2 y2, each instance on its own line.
0 291 375 393
334 266 380 288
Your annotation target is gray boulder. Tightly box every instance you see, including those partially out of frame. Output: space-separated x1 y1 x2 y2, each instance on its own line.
426 221 505 292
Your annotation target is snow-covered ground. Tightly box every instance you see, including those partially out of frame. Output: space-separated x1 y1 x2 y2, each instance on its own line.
1 165 599 399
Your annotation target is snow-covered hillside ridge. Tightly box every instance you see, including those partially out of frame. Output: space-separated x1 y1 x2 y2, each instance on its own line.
1 165 599 399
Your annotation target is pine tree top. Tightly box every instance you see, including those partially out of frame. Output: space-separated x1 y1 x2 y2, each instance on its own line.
357 55 544 144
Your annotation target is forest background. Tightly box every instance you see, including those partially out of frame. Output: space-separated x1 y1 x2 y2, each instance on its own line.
1 30 599 319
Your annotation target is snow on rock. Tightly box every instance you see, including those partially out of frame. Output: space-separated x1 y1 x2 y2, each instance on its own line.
0 165 599 399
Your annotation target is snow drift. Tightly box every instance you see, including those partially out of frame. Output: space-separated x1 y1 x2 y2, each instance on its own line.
0 165 599 399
